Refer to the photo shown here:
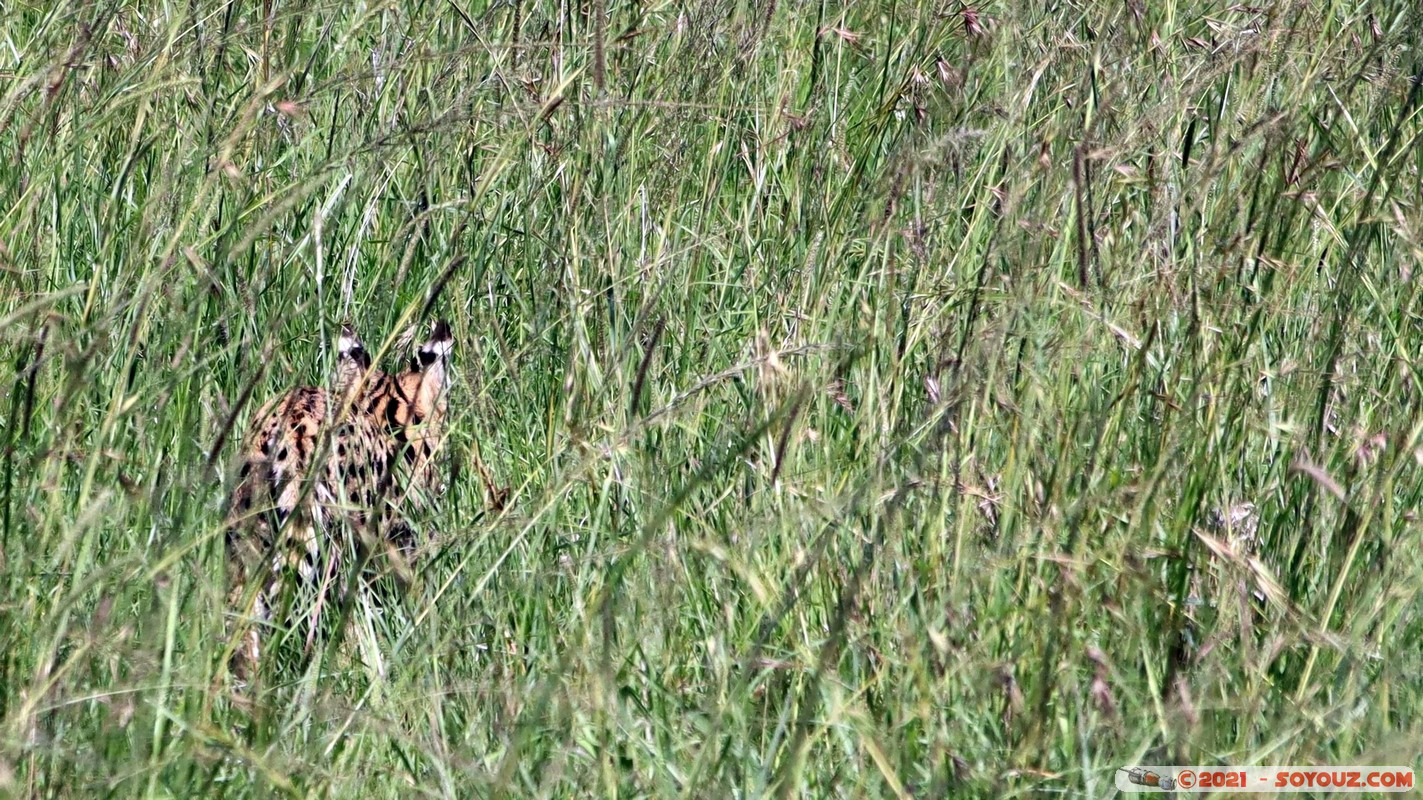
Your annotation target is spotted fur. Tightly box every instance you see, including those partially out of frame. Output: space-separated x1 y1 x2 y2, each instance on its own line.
225 320 453 679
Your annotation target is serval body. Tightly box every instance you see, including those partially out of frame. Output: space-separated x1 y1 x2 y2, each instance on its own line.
225 320 452 679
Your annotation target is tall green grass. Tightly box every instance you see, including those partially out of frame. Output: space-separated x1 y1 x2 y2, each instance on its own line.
2 0 1422 796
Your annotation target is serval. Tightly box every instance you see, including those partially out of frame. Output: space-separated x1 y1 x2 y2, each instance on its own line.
224 319 452 680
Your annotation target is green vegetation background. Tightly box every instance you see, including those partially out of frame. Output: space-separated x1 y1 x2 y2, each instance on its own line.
2 0 1422 796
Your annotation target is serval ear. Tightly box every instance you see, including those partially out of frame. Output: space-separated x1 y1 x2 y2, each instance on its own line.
408 319 453 422
394 319 453 498
415 319 453 361
334 323 372 401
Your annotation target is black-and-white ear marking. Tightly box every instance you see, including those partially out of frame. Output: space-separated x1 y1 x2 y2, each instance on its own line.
336 323 372 399
414 319 453 367
341 325 372 369
337 320 361 351
339 324 367 360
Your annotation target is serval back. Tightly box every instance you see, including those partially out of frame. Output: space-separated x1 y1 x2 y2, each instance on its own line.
224 319 453 680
